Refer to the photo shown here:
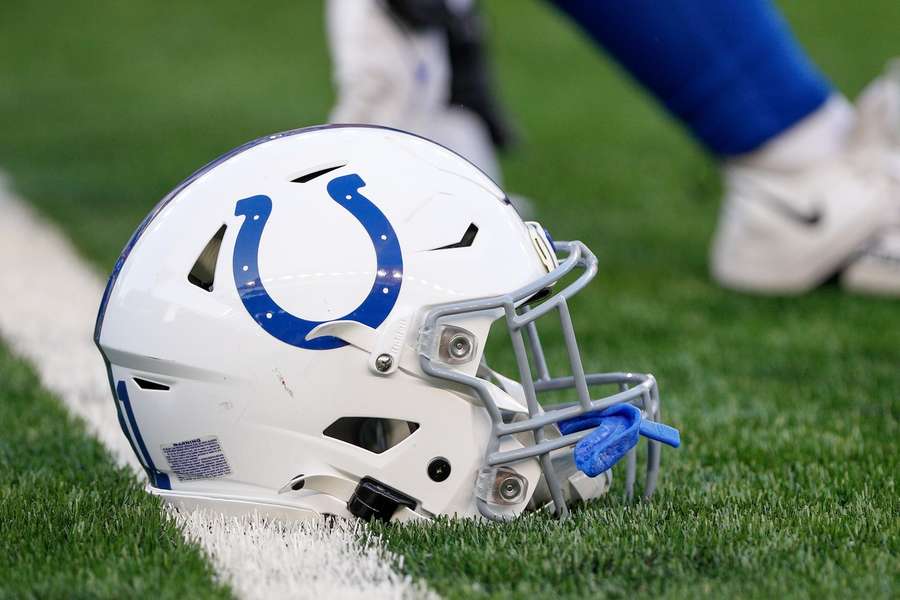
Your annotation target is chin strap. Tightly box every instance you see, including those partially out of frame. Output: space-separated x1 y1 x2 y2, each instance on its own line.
276 473 426 522
558 404 681 478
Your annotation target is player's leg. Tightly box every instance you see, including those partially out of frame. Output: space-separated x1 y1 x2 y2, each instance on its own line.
326 0 448 132
325 0 503 181
550 0 831 156
549 0 900 295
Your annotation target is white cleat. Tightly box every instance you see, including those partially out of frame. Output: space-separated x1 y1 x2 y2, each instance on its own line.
839 59 900 296
712 62 900 297
841 228 900 296
711 154 894 294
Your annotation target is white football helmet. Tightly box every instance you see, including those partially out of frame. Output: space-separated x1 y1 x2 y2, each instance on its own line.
95 125 679 522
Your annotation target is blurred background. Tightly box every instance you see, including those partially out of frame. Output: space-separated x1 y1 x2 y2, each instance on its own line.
3 0 898 387
3 0 897 272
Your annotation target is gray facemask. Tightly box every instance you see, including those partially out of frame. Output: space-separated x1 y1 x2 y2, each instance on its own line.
418 236 680 520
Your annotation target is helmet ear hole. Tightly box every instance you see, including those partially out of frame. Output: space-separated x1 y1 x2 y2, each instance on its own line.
187 224 226 291
323 417 419 454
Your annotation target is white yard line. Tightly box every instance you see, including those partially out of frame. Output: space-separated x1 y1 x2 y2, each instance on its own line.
0 173 431 600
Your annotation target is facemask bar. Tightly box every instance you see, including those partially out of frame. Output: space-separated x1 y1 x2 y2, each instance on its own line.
418 240 664 521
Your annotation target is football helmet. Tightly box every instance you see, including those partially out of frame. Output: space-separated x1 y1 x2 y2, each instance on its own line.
95 125 680 522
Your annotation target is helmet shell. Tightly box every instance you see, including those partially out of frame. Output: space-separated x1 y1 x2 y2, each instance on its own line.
97 125 546 519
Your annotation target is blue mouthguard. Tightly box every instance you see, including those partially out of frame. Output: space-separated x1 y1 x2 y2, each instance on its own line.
558 404 681 477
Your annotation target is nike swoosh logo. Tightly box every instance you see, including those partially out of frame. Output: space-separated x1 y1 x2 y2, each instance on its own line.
758 192 824 227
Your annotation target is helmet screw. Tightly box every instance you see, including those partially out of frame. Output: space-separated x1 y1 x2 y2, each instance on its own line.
427 457 451 482
499 476 522 502
374 353 393 373
447 334 472 360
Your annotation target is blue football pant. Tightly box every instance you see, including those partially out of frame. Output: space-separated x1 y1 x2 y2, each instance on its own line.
548 0 833 156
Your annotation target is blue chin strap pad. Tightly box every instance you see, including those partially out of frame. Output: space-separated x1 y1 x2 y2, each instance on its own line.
558 404 681 477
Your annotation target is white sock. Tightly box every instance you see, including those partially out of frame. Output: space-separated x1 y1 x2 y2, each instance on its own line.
729 95 856 172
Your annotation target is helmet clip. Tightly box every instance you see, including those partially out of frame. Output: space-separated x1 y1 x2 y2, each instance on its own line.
346 477 417 522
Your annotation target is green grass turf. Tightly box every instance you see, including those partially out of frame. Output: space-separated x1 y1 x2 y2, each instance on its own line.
0 346 231 599
1 0 898 598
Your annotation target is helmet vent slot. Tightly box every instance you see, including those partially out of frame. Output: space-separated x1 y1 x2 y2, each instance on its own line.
188 224 226 292
323 417 419 454
133 377 170 391
291 164 346 183
429 223 479 250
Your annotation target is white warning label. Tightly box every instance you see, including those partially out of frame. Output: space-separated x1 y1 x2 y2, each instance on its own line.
162 436 232 481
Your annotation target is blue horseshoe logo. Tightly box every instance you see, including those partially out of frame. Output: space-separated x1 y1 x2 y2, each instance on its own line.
232 173 402 350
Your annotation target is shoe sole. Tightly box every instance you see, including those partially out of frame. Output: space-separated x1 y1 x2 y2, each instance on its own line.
711 195 890 295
